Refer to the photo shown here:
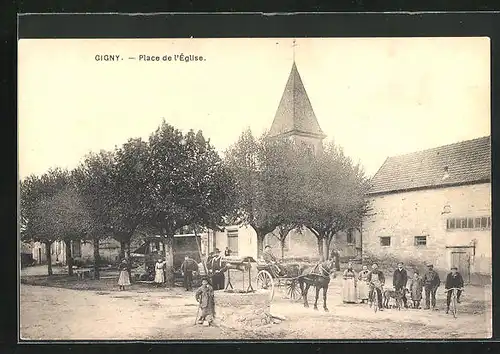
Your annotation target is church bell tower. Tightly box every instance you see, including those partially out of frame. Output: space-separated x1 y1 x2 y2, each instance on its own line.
268 56 326 154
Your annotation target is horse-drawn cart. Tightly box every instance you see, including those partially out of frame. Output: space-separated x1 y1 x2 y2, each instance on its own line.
255 262 302 302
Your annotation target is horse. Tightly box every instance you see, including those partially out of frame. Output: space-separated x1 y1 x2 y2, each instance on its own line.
297 258 337 311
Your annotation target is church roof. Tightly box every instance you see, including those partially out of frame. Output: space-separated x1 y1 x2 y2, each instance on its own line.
369 136 491 195
268 62 326 139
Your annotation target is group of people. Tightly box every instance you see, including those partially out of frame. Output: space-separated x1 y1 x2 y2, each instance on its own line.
342 261 465 314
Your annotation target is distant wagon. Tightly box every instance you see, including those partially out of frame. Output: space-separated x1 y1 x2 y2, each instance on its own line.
130 234 202 285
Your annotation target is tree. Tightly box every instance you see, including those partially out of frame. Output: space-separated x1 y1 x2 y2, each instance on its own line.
72 151 116 279
225 129 301 257
44 184 93 276
108 138 151 261
20 168 72 276
300 141 370 260
144 121 235 286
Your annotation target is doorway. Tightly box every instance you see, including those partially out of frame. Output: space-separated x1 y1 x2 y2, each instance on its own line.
450 251 471 283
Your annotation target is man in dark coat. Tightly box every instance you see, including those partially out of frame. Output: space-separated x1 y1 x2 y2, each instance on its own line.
423 263 441 310
209 248 225 290
181 255 198 291
445 266 464 314
393 262 409 308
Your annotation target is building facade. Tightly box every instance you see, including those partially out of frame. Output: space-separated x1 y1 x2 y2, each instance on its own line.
362 136 491 282
210 225 361 261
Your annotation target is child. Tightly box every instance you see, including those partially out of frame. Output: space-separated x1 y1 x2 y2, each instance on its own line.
408 270 423 309
118 258 131 291
195 277 215 326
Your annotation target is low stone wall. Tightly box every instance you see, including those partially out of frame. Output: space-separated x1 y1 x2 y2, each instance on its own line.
216 289 282 327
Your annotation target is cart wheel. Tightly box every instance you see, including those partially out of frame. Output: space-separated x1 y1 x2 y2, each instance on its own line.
287 279 302 301
256 270 275 302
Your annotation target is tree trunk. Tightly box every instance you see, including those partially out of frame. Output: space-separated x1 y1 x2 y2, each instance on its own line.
280 238 285 260
324 237 331 261
316 237 324 261
256 233 265 258
45 241 53 276
163 235 175 287
93 237 101 280
119 241 126 259
64 239 73 276
126 240 132 280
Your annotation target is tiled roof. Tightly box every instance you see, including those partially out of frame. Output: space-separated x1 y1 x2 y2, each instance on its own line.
369 136 491 195
268 62 326 138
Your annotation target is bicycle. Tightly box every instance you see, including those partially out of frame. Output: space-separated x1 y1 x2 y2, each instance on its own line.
445 287 464 318
369 282 383 313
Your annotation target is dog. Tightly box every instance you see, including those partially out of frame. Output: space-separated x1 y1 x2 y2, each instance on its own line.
383 288 408 310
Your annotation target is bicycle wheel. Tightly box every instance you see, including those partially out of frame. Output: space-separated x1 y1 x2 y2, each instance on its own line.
452 295 457 318
373 289 379 313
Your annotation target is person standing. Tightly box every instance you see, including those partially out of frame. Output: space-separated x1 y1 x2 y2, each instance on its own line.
357 265 370 303
393 262 409 308
181 255 197 291
408 270 424 309
331 249 341 271
367 263 385 311
118 258 131 291
195 277 216 326
224 247 232 257
209 248 225 290
342 262 358 304
445 266 464 314
154 258 166 287
423 263 441 310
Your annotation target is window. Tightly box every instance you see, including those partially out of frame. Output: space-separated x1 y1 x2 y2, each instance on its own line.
227 230 238 256
446 216 491 230
71 241 81 257
414 236 427 246
346 229 355 244
380 237 391 247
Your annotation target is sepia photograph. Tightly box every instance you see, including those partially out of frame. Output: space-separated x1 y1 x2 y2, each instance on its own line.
18 37 492 340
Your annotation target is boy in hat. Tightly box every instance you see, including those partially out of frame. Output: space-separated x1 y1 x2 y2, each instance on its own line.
445 266 464 314
195 277 215 326
422 263 441 310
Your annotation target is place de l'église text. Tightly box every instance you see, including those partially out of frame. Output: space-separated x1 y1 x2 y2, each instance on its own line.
95 54 206 62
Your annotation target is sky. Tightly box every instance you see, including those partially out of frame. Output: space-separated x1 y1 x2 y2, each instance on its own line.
18 37 490 179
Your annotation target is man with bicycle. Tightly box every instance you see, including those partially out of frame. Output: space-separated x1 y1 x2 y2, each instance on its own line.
445 266 464 314
367 263 385 311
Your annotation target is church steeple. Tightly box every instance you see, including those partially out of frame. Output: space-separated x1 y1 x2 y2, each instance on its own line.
268 61 326 152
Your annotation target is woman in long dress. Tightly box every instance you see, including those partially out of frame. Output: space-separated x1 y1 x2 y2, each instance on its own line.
342 262 358 304
357 265 370 303
154 258 165 287
118 258 131 291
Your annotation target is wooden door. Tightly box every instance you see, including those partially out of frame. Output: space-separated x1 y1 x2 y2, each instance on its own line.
451 251 470 283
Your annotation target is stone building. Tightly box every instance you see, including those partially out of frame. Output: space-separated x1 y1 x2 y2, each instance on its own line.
362 136 491 282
